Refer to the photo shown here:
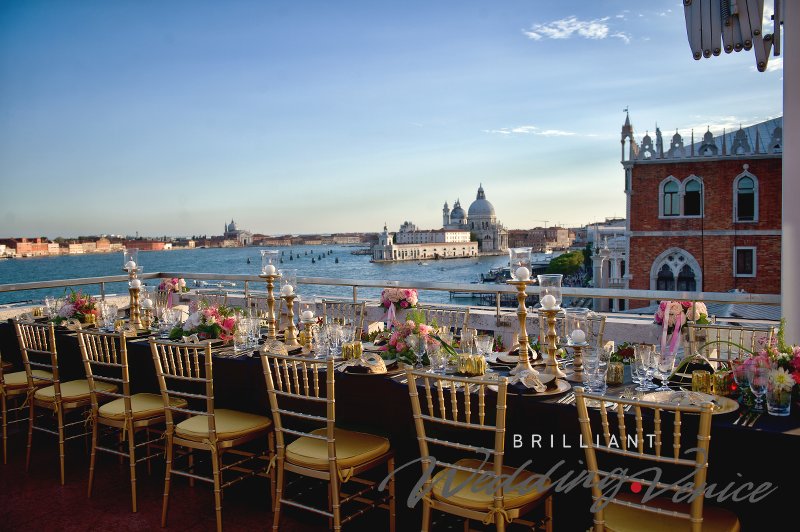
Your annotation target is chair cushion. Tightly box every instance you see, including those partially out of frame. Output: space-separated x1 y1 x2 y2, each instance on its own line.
3 370 53 388
602 492 740 532
98 393 187 421
430 458 551 511
34 379 117 402
175 408 271 441
285 428 390 470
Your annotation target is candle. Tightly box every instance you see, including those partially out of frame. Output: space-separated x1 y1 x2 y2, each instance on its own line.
124 260 136 271
263 264 276 275
141 298 153 309
570 329 586 344
541 294 557 309
130 279 141 289
514 266 531 281
280 284 294 296
301 310 315 321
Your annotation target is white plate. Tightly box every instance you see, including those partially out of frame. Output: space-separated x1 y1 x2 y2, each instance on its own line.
641 390 738 415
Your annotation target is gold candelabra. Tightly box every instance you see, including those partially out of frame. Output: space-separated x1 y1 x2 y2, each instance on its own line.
259 273 281 340
567 344 586 382
282 293 300 348
539 308 567 378
141 307 153 330
124 267 143 330
508 280 534 376
301 320 315 353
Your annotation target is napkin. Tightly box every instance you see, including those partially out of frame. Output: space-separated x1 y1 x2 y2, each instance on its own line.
507 369 547 392
65 318 83 331
337 353 387 374
182 334 200 344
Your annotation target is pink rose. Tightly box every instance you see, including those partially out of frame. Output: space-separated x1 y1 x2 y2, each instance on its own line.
396 342 406 352
400 300 409 308
221 317 236 331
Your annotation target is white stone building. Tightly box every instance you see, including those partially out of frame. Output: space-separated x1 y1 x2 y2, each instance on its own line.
371 224 478 262
442 185 508 252
222 219 253 246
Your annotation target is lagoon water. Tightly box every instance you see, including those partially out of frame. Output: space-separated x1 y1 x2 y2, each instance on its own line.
0 246 512 306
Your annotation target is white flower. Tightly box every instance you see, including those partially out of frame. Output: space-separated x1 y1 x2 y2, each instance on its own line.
184 311 202 329
770 367 795 393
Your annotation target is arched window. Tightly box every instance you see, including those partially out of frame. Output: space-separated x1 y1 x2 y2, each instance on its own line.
735 174 757 222
677 264 697 291
662 181 680 216
683 179 703 216
656 264 674 291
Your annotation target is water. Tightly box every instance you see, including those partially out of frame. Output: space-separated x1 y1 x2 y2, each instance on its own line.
0 246 513 306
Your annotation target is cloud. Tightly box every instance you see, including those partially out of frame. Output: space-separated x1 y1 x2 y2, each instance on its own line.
754 56 782 72
484 125 576 137
523 15 630 44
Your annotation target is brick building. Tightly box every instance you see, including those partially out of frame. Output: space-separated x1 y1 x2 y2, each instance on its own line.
619 113 782 309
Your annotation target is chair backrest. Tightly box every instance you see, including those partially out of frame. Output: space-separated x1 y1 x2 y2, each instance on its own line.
574 387 714 531
533 310 606 349
247 294 293 330
149 339 216 441
77 330 129 414
198 291 228 308
417 304 469 337
13 320 59 391
260 353 335 468
405 370 511 505
320 299 366 333
686 323 775 360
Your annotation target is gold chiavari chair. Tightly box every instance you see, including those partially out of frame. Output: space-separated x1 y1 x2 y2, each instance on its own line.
198 291 229 308
149 338 275 532
321 299 366 333
78 330 187 512
406 370 553 531
686 323 776 362
574 387 740 531
1 349 53 464
247 294 292 331
13 319 117 485
417 304 470 337
261 352 395 531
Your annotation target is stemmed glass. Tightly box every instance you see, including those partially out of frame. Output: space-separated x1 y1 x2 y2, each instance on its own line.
159 308 179 338
44 297 60 319
731 357 752 402
102 303 119 332
426 337 445 374
409 334 425 369
748 362 769 413
653 348 676 392
633 344 655 391
474 335 494 358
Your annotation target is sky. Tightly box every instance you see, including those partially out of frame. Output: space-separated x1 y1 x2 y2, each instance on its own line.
0 0 783 238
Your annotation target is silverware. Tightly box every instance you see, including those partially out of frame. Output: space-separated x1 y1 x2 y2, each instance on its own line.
746 413 761 427
733 412 747 425
558 392 575 405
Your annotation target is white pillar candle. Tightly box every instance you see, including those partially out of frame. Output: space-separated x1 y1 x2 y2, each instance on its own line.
514 266 530 281
301 310 315 321
124 260 136 271
141 298 153 309
541 294 557 309
570 329 586 344
130 279 142 289
263 264 276 275
280 284 294 296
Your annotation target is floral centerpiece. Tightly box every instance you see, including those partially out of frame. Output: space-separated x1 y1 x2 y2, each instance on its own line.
169 301 237 342
610 342 635 364
159 277 188 308
380 288 418 323
158 277 188 293
653 300 711 357
375 309 455 366
52 290 98 325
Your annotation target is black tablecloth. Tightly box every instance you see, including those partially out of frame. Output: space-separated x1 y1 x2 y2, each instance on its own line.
2 320 797 530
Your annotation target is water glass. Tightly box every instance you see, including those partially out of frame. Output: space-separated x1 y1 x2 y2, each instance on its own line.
582 349 608 395
474 335 493 357
747 364 768 413
767 371 792 416
44 297 59 318
653 349 676 391
633 344 655 392
409 334 425 369
159 308 179 338
102 303 119 332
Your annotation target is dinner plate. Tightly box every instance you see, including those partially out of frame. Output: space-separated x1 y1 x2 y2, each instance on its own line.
489 378 571 397
641 390 738 415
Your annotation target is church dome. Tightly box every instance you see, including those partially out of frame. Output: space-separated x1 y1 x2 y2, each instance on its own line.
450 199 466 221
468 185 495 217
227 219 237 232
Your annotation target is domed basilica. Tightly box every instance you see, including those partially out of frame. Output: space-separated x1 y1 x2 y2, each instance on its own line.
442 185 508 252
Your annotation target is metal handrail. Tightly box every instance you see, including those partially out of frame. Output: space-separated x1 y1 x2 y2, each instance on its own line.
0 271 781 306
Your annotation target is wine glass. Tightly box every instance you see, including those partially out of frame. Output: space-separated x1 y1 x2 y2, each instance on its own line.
474 335 493 357
633 344 654 392
748 363 769 413
409 334 425 369
653 349 676 392
44 296 59 319
731 357 752 402
103 303 119 332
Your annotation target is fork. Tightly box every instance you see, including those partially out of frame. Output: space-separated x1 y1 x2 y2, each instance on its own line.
733 411 750 426
746 413 762 427
558 392 575 405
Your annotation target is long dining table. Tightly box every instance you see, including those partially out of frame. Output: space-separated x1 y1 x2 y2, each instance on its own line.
2 319 797 531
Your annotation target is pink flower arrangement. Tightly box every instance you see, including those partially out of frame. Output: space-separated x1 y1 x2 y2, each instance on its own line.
376 310 439 365
159 278 187 293
380 288 418 310
170 302 238 342
52 289 98 324
654 300 710 331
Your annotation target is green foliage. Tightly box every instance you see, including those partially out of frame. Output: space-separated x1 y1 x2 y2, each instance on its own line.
546 251 584 275
583 243 593 271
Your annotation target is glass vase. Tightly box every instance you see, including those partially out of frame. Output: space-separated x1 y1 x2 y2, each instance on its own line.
766 380 792 416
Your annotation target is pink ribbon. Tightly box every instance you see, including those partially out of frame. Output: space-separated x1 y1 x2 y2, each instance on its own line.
167 292 174 308
659 302 685 358
386 304 396 327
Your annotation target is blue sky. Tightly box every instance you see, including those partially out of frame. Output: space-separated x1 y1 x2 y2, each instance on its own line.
0 0 783 238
